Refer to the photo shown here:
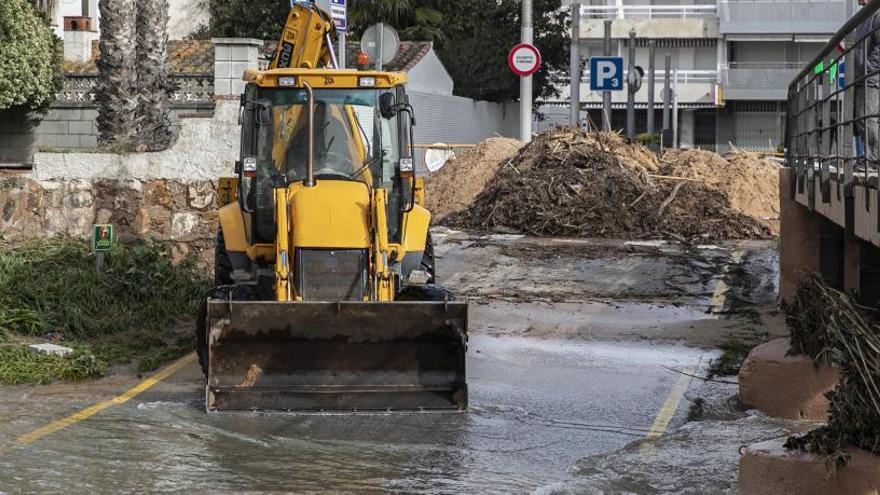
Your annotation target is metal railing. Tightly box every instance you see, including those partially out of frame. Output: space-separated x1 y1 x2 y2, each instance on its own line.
785 1 880 218
719 0 849 33
722 64 802 98
56 73 215 108
579 4 717 19
581 69 718 85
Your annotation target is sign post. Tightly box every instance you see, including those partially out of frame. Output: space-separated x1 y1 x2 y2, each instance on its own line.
93 224 113 274
520 0 534 143
330 0 346 68
509 42 542 143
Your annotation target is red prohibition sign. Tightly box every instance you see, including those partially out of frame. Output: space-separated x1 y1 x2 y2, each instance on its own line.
508 43 542 77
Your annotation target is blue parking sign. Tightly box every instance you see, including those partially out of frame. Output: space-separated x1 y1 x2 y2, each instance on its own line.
590 56 624 91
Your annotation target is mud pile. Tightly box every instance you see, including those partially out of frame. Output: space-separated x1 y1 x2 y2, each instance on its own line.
444 129 771 241
663 148 780 224
425 137 523 221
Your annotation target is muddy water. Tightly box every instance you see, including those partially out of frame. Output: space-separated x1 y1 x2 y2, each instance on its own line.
0 233 781 493
0 337 713 494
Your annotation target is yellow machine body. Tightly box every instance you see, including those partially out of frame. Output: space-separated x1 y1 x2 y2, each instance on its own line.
202 2 467 413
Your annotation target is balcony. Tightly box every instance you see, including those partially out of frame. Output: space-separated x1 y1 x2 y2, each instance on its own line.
579 4 718 19
566 70 718 107
579 4 719 39
721 63 801 101
719 0 850 35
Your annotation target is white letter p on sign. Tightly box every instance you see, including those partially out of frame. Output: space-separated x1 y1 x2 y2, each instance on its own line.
596 61 617 87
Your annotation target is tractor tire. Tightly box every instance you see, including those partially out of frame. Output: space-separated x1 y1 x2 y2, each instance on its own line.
214 231 233 286
397 283 456 302
196 284 258 378
421 233 437 284
196 296 209 376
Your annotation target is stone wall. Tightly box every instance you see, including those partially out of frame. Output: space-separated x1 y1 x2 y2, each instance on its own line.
0 100 241 265
0 175 218 264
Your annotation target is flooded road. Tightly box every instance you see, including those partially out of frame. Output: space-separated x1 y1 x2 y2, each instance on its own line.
0 337 712 493
0 232 781 493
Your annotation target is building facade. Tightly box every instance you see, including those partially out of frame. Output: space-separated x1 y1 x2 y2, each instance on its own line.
540 0 854 152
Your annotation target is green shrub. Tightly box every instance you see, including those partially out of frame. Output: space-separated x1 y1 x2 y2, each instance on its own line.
0 0 63 111
0 236 210 382
635 133 660 146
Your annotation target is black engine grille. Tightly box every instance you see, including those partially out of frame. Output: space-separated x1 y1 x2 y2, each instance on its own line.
296 249 368 301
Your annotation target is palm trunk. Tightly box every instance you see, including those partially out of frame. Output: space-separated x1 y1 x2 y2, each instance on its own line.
136 0 173 151
96 0 138 150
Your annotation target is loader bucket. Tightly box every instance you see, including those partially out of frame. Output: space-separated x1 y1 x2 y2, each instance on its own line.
205 300 468 412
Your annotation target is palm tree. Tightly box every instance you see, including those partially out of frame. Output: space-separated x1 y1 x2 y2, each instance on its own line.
35 0 57 18
349 0 445 42
136 0 173 151
96 0 138 150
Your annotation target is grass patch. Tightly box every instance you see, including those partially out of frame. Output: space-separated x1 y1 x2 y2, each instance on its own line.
0 236 210 384
707 326 769 378
0 345 105 385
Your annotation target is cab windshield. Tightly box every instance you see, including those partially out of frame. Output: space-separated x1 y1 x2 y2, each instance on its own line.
258 87 399 190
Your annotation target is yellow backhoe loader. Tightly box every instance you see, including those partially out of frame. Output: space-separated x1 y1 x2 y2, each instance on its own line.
196 3 468 412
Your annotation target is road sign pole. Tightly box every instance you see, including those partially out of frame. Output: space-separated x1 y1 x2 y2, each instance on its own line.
647 40 656 136
673 69 679 149
663 53 671 135
338 32 345 69
376 22 384 71
569 2 581 128
626 29 636 140
602 19 612 131
521 0 534 142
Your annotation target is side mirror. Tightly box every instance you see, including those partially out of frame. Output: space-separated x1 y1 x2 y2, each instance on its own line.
379 93 396 119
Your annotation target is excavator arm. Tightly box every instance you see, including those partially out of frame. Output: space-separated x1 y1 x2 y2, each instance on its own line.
271 2 338 70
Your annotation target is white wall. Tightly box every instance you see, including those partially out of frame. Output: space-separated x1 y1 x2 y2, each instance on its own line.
409 91 520 173
55 0 207 39
406 50 455 96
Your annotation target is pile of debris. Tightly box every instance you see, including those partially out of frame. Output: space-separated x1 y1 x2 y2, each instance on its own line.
443 129 772 241
425 137 523 220
784 275 880 462
662 148 780 225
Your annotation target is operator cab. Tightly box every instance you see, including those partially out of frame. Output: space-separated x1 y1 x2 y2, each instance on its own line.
235 69 417 245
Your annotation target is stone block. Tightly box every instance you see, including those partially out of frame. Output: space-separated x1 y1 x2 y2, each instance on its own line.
739 437 880 494
36 120 69 135
739 338 839 421
69 120 97 135
79 134 98 149
187 181 215 210
28 343 74 357
230 80 246 96
228 61 253 79
230 45 257 62
214 79 232 97
52 134 84 149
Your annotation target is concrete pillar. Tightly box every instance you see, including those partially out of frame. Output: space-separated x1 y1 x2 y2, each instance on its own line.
779 168 822 304
859 242 880 305
844 238 861 295
819 216 845 290
680 109 695 148
63 30 99 63
212 38 264 97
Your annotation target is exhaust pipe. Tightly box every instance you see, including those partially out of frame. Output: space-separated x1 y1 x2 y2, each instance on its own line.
304 81 316 187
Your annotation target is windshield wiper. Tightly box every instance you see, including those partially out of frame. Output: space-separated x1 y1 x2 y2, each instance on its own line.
352 150 386 179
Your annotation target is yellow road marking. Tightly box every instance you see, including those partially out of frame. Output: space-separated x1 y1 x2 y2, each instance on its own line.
639 367 694 457
5 353 196 449
645 367 694 439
